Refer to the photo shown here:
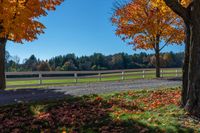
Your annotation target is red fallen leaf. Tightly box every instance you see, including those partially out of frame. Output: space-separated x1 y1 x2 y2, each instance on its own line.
95 96 103 101
36 112 50 120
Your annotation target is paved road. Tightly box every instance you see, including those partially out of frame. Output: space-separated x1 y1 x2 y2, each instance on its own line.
0 79 181 106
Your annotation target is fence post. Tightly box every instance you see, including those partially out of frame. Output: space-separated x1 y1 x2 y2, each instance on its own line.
39 72 42 85
143 70 145 79
176 69 178 77
74 73 78 83
99 72 102 81
161 69 163 78
121 71 125 80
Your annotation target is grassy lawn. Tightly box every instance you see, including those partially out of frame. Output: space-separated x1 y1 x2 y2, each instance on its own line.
6 69 182 89
1 87 199 132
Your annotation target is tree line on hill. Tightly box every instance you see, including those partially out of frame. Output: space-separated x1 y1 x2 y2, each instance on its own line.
5 51 184 72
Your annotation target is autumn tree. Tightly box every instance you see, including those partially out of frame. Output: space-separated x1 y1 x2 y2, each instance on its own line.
37 61 51 71
0 0 63 89
112 0 185 77
163 0 200 117
62 61 77 71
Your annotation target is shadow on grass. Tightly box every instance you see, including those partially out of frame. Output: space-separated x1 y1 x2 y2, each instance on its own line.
0 88 72 106
0 91 195 133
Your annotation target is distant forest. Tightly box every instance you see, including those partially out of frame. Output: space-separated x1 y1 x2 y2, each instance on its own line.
5 52 184 72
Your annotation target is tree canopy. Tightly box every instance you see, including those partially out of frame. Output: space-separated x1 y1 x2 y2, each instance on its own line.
0 0 63 43
111 0 185 51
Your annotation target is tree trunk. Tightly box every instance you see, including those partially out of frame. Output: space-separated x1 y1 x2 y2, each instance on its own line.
155 43 160 78
163 0 200 117
184 0 200 117
181 22 190 107
0 38 7 90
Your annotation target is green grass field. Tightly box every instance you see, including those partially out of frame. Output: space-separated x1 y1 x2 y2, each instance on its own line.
6 69 182 89
1 87 199 132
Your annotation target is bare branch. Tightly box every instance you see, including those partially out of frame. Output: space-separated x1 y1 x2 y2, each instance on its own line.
159 32 177 51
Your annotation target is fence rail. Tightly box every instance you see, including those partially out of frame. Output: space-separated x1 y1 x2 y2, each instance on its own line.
6 68 182 88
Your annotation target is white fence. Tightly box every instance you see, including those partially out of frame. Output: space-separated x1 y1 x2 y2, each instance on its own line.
6 68 182 88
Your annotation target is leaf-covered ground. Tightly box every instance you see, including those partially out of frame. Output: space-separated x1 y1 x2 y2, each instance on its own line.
0 87 200 133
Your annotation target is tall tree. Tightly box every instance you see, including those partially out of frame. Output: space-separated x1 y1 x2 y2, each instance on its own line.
163 0 200 117
0 0 63 89
23 55 38 71
112 0 185 77
37 61 51 71
90 53 106 70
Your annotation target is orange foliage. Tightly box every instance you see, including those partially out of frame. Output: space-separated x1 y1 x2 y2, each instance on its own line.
112 0 187 50
139 90 181 110
0 0 63 43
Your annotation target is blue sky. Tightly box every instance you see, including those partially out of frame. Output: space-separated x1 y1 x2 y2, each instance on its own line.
6 0 184 61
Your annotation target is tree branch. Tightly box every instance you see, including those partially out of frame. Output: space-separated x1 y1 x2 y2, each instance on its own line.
159 31 177 52
163 0 190 24
159 39 170 52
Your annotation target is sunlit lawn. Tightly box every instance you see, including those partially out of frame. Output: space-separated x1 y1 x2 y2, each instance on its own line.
1 87 199 132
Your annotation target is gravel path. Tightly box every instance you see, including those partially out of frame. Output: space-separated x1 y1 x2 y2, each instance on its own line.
0 79 181 106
